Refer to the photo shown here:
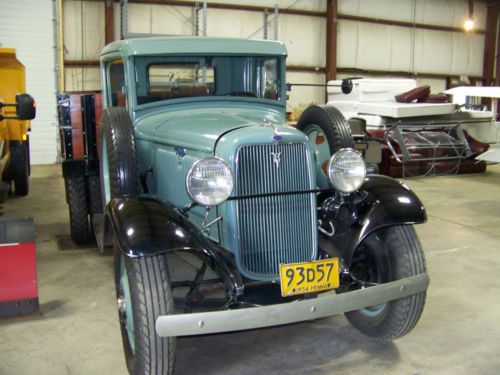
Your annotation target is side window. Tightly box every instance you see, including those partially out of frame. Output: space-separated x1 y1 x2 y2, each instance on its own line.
261 58 279 100
108 60 126 107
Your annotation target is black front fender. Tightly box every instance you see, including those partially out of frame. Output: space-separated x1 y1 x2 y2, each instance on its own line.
106 196 244 297
329 175 426 265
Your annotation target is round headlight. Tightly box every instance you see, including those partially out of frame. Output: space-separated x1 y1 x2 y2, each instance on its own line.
186 157 234 207
327 148 366 193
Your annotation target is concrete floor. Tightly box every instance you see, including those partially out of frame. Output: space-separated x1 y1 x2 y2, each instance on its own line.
1 164 500 375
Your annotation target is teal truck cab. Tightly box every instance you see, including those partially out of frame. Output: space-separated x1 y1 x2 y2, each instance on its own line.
96 37 429 374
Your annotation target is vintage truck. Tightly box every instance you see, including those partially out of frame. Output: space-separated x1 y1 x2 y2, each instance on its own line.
65 37 429 374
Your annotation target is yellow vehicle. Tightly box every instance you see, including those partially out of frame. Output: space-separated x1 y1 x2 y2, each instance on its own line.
0 48 36 200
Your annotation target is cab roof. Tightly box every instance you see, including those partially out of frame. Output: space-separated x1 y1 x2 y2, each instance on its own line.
101 37 287 58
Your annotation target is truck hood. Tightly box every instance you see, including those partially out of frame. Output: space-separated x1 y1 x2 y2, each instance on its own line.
134 105 289 152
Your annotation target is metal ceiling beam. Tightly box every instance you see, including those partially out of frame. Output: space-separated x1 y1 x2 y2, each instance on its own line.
86 0 326 17
64 60 100 66
338 14 485 34
336 67 482 81
63 59 482 82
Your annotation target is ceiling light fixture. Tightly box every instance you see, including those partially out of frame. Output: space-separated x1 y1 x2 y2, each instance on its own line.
464 18 474 31
465 0 474 32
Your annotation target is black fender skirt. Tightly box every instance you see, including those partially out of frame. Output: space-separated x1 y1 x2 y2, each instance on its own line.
329 175 427 265
106 196 244 296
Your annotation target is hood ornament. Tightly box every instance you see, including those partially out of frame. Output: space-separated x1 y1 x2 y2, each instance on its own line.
263 118 282 142
271 151 281 169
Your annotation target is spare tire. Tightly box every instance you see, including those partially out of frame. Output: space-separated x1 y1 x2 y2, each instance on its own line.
99 107 140 209
297 105 354 188
98 107 140 251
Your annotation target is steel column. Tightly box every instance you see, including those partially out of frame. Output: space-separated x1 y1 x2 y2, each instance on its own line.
105 0 114 44
325 0 337 102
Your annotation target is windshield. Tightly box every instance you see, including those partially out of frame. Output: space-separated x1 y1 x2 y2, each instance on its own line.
135 56 282 105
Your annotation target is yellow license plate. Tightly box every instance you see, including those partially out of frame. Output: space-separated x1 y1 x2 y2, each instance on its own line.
279 258 339 297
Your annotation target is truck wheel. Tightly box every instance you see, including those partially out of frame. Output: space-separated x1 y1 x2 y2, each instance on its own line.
87 175 103 214
345 225 427 341
297 105 354 188
99 107 140 209
66 176 92 245
10 142 29 196
115 250 176 375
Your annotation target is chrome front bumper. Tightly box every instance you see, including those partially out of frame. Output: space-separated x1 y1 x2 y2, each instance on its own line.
156 273 429 337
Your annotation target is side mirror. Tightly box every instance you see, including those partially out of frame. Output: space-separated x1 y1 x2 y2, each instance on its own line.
16 94 36 120
341 79 353 94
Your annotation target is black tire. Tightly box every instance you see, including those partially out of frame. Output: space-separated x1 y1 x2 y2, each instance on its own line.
98 108 140 251
115 250 176 375
88 174 105 251
9 142 29 196
99 107 140 210
297 105 354 189
297 105 354 152
66 176 92 245
345 225 427 341
87 175 103 214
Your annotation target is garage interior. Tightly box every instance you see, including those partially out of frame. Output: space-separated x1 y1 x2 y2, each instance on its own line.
1 1 500 374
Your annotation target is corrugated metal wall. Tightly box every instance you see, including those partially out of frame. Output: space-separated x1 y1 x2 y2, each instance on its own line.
63 0 329 110
338 0 485 76
64 0 103 91
0 0 59 165
62 0 487 112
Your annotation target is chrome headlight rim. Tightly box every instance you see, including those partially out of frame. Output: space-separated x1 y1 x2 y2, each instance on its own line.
326 148 367 193
185 156 234 207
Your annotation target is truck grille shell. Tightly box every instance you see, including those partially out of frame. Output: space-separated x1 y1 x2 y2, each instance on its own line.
235 143 316 277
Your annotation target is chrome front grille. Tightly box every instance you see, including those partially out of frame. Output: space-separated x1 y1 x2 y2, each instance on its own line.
235 143 316 277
